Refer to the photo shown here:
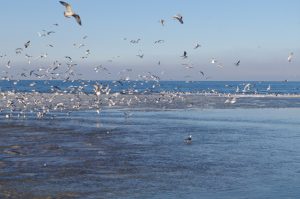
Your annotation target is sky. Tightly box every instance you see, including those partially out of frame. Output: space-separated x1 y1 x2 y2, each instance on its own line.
0 0 299 81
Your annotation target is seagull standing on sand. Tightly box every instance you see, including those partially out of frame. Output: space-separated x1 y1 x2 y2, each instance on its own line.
59 1 82 26
173 14 184 24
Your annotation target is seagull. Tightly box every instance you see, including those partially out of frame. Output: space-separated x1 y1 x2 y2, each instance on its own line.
6 60 11 68
288 52 293 62
242 83 251 93
224 97 237 104
94 84 101 97
24 41 30 48
37 31 47 37
47 31 55 35
194 43 201 49
267 84 271 91
160 19 165 26
211 58 217 64
154 40 164 44
136 54 144 59
65 56 72 62
199 71 205 76
15 48 23 54
173 14 184 24
130 39 141 44
59 1 82 26
235 60 240 66
184 135 192 144
182 51 188 59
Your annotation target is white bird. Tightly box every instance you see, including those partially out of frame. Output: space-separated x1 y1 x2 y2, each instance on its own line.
173 14 184 24
242 83 251 93
59 1 82 26
211 58 217 64
267 84 271 91
194 43 201 49
224 97 237 104
288 52 293 63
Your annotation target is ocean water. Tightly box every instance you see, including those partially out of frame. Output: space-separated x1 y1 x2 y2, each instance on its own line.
1 80 300 95
1 81 300 199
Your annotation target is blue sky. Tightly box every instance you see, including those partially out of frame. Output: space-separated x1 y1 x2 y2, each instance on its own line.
0 0 299 80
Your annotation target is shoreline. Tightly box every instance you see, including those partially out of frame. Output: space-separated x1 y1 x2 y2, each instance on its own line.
1 91 300 118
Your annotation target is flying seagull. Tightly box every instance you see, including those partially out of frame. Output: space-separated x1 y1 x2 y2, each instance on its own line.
182 51 188 59
194 43 201 49
94 84 101 97
211 58 217 64
136 54 144 59
288 52 293 63
24 41 30 48
235 60 240 66
59 1 82 26
173 14 184 24
160 19 165 26
224 96 237 104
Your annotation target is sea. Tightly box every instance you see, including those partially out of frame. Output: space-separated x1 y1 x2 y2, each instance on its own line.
1 80 300 199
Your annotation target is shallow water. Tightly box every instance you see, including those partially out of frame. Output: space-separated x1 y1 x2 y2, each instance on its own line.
1 108 300 199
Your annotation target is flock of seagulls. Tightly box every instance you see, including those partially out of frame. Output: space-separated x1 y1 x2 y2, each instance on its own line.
0 0 297 129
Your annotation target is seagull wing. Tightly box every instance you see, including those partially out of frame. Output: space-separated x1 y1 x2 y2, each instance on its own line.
59 1 73 12
173 14 183 24
72 14 82 25
174 14 182 19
